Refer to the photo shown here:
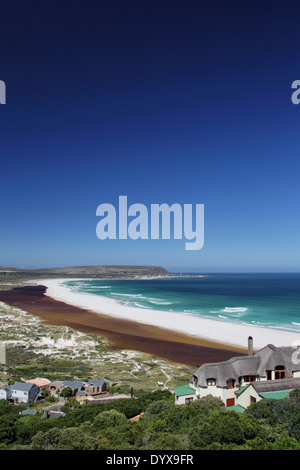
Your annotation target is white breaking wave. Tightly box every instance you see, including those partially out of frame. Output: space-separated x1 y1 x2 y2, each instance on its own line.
221 307 248 313
112 293 143 297
133 302 151 309
109 292 175 307
148 300 173 305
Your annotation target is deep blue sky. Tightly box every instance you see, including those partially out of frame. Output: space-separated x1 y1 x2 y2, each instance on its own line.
0 1 300 272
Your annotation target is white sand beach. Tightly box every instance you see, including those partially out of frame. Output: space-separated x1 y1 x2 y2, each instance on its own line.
40 278 300 351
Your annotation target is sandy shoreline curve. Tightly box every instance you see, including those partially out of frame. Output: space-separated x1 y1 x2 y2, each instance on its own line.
0 283 245 366
41 278 300 350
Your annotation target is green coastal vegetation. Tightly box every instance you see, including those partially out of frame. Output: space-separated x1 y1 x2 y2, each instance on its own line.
0 299 193 393
0 390 300 450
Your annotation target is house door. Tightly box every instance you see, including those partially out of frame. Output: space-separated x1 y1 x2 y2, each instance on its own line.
226 398 235 407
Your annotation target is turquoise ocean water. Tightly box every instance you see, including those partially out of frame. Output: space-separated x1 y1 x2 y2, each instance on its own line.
64 274 300 333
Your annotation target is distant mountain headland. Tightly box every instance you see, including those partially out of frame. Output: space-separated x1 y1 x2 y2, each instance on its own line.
0 265 172 279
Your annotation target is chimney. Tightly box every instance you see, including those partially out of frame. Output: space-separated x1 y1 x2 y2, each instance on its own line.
248 336 253 355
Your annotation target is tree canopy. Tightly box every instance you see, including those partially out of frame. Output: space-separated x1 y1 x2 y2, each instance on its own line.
0 391 299 450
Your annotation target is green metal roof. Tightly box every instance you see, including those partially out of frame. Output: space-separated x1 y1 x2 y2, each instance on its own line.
20 409 37 416
173 385 196 397
226 405 245 413
235 385 249 396
259 390 291 400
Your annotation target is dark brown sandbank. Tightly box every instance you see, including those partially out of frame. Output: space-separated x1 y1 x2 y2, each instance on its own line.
0 285 246 366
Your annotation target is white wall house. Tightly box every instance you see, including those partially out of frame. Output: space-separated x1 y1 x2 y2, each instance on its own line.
0 386 11 400
174 384 197 405
10 382 38 403
175 337 300 409
236 377 300 408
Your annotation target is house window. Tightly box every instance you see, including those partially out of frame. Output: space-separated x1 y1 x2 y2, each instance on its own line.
243 376 256 383
250 396 256 405
227 379 236 389
266 370 272 380
206 378 216 386
274 366 285 380
185 397 194 404
193 376 198 387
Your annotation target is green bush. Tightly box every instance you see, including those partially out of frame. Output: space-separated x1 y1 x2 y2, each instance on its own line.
245 400 278 426
93 409 127 430
0 415 18 444
148 433 187 450
289 388 300 405
144 399 174 419
31 427 99 450
246 398 300 439
60 387 73 398
14 416 42 445
188 422 217 449
99 422 142 448
271 437 300 450
188 409 264 449
191 395 225 413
